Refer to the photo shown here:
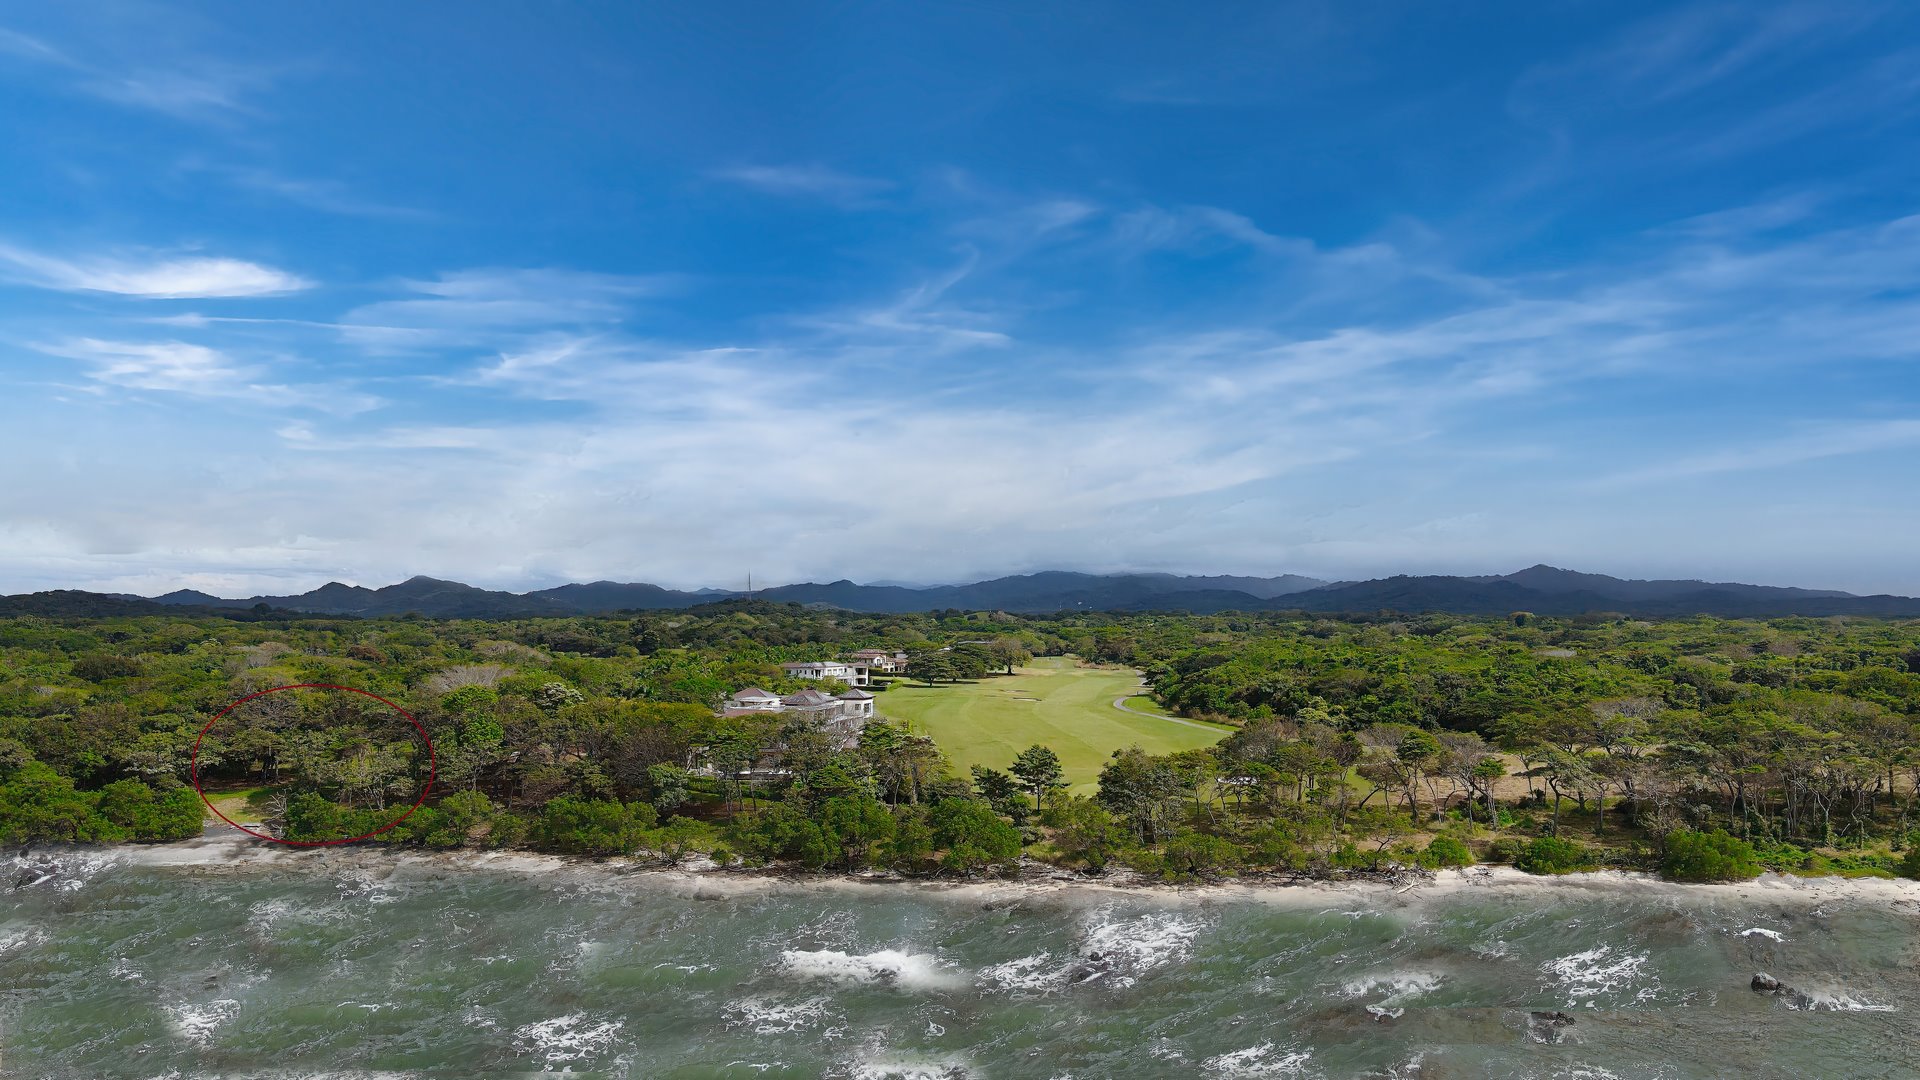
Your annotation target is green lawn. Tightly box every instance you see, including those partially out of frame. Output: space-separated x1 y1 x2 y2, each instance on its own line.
201 782 283 825
878 656 1231 792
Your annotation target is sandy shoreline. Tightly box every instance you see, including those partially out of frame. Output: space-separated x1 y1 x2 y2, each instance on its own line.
16 831 1919 910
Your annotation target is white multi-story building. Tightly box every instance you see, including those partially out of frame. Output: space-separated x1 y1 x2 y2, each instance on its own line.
702 684 878 779
719 686 874 744
781 659 865 685
847 649 909 674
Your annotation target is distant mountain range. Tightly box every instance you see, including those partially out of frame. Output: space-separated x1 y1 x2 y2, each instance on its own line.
3 566 1917 619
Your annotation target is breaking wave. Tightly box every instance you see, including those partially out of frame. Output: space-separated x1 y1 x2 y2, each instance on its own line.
1202 1041 1314 1076
778 948 964 991
1541 945 1657 1006
166 999 240 1044
510 1013 624 1064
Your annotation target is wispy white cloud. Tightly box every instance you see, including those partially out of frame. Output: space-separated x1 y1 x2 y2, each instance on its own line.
340 267 670 350
9 183 1920 594
0 242 310 297
1593 420 1920 489
0 22 275 121
30 337 382 415
37 338 259 395
798 252 1012 351
1512 3 1882 119
204 164 428 220
710 163 893 203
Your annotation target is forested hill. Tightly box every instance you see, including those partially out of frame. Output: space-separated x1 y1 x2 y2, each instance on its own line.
4 565 1916 619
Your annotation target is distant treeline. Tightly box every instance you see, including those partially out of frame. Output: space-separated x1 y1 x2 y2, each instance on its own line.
2 601 1918 883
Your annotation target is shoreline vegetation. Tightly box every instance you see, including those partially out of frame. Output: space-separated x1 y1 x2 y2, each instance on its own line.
4 602 1920 889
20 834 1920 910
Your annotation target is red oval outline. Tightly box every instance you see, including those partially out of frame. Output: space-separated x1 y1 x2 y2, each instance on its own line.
192 683 436 847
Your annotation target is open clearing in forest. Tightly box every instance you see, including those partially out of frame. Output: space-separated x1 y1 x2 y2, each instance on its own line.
878 657 1233 792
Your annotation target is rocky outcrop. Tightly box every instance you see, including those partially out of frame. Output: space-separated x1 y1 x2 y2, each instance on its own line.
1527 1010 1576 1043
1750 971 1813 1008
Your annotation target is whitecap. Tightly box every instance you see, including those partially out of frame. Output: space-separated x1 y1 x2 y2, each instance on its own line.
0 925 45 956
977 952 1066 993
1340 969 1442 1008
1787 989 1895 1013
778 948 963 991
1738 927 1786 942
844 1052 976 1079
510 1013 623 1064
166 999 240 1044
1079 908 1202 987
6 851 122 893
1541 945 1655 1005
722 996 832 1034
1201 1041 1313 1077
654 961 717 974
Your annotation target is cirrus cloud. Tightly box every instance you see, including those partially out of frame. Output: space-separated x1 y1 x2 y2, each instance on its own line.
0 242 311 298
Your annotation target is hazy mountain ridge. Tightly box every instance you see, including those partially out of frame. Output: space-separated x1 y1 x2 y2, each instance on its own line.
11 565 1918 618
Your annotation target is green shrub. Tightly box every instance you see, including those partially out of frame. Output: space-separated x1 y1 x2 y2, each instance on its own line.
1154 830 1243 880
928 798 1022 873
1900 846 1920 881
529 796 656 856
1513 836 1594 875
1484 837 1524 865
93 780 204 842
1424 836 1474 868
1661 829 1762 883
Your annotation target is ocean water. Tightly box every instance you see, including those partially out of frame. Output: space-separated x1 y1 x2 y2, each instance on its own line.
4 845 1919 1079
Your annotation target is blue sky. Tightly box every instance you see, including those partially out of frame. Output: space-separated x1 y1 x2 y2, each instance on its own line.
3 1 1920 596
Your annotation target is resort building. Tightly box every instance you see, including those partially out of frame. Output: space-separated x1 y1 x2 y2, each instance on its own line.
781 659 866 685
847 648 909 674
699 684 879 781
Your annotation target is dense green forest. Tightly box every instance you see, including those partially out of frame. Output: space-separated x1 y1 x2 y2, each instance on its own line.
3 600 1918 884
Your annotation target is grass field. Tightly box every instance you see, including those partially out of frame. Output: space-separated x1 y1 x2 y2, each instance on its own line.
877 657 1232 792
200 782 280 825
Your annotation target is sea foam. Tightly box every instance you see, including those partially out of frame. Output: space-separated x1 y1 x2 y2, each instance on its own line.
166 999 239 1044
1787 988 1896 1012
510 1013 624 1064
1541 945 1656 1006
979 908 1205 994
1340 969 1443 1018
722 995 833 1033
1201 1041 1314 1077
778 948 964 990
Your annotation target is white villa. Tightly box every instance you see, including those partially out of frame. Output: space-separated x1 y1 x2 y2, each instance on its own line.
780 659 865 684
699 685 878 781
848 648 909 673
781 651 910 687
720 685 875 746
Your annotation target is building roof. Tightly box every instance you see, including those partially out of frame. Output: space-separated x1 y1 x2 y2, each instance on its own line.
730 687 776 700
782 689 835 706
782 660 838 669
835 689 874 700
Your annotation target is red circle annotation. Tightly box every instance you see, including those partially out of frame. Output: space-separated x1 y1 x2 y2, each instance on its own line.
191 683 436 847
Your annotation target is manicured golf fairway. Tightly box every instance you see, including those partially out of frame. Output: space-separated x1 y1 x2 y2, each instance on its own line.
877 657 1231 792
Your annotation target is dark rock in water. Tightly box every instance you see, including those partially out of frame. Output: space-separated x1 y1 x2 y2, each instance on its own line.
1526 1010 1577 1044
12 861 59 889
1061 953 1112 984
1750 972 1815 1008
